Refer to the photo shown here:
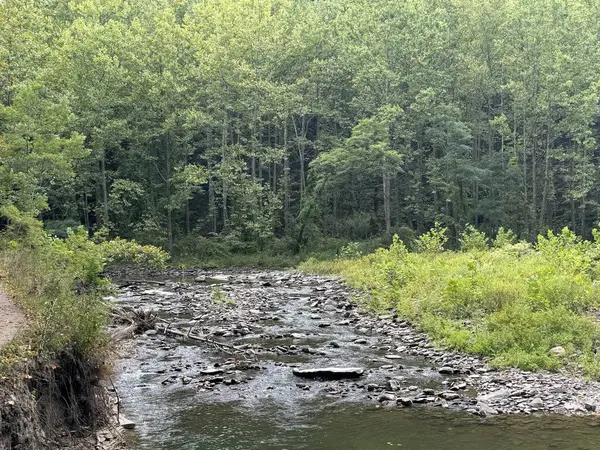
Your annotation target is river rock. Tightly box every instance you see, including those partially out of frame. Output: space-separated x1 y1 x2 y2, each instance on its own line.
477 388 511 402
292 367 365 380
550 346 567 358
398 397 413 407
584 402 596 412
440 392 460 400
477 402 498 417
386 380 400 391
201 368 224 375
119 415 136 430
530 398 544 408
378 393 397 403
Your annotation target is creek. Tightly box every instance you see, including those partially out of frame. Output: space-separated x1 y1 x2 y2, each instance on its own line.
110 271 600 449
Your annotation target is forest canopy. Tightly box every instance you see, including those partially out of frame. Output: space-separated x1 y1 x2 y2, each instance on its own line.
2 0 599 256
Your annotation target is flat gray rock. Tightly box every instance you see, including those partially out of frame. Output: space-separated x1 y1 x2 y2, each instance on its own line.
292 367 364 380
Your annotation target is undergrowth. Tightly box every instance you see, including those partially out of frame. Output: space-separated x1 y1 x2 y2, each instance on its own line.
0 213 168 446
301 226 600 378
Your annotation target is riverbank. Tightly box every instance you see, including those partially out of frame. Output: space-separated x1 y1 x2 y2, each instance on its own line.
109 269 600 421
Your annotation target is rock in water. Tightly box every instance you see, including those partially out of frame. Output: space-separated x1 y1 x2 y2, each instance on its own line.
378 393 397 403
119 416 136 430
477 402 498 417
550 346 566 358
292 367 364 380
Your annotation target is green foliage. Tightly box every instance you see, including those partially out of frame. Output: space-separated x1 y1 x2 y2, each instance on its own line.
494 227 517 248
211 286 235 306
416 222 448 253
301 226 600 377
338 242 363 259
460 225 489 252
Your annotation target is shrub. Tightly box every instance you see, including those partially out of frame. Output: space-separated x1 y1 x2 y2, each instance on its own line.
416 222 448 253
460 224 489 252
338 242 363 259
493 227 517 248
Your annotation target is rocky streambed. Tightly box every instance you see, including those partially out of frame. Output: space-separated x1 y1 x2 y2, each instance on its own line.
109 270 600 424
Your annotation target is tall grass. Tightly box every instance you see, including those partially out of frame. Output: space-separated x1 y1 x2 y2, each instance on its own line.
0 225 168 362
301 227 600 377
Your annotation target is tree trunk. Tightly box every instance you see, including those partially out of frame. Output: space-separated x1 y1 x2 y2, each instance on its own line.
221 117 229 231
383 171 391 236
165 133 173 254
101 149 109 227
283 120 290 232
540 125 550 232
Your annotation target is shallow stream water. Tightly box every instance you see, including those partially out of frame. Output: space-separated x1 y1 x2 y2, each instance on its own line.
112 272 600 449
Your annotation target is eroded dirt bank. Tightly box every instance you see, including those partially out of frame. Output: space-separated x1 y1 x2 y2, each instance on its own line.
110 269 600 423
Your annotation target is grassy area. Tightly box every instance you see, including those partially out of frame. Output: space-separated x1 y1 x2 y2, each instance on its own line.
301 226 600 378
0 223 168 367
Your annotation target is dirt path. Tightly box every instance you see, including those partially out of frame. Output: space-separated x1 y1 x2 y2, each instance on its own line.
0 286 26 348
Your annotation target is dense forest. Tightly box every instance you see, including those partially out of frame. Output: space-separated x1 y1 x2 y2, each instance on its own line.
2 0 600 256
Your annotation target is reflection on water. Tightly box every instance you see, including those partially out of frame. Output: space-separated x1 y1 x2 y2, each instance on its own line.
124 396 600 450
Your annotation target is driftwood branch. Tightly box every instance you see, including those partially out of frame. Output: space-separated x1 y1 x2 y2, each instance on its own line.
156 325 244 356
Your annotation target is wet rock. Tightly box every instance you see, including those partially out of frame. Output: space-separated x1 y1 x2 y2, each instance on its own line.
584 402 596 412
440 392 460 400
530 398 544 408
477 388 512 402
318 322 331 328
328 341 341 348
292 367 364 380
450 381 467 390
353 338 368 345
398 397 413 407
201 368 224 375
438 366 457 375
119 416 136 430
384 354 403 360
386 380 400 391
477 402 498 417
378 393 397 403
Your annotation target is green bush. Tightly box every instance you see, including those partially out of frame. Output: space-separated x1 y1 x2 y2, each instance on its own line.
338 242 363 259
416 222 448 253
493 227 517 248
460 224 489 252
